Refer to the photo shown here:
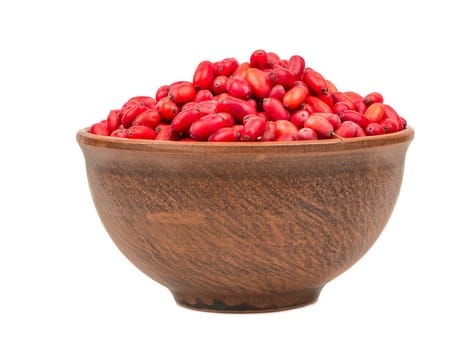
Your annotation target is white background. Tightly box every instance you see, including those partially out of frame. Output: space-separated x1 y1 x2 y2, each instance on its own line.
1 1 471 349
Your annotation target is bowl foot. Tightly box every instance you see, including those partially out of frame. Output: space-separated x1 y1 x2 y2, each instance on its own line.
172 287 324 313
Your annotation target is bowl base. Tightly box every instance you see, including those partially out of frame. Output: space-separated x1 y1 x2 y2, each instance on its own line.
172 287 324 313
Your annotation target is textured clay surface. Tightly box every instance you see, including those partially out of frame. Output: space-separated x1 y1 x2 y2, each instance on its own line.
77 128 414 312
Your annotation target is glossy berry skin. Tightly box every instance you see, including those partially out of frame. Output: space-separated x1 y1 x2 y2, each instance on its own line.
334 121 365 138
110 127 126 138
169 81 196 105
283 85 309 110
89 50 409 142
125 125 157 139
193 60 215 91
262 97 290 121
290 110 310 129
157 97 179 122
268 68 296 88
125 96 156 109
305 96 332 113
120 101 148 128
210 75 229 95
380 119 399 133
273 120 298 141
249 49 267 69
90 120 109 136
226 76 252 100
304 114 334 139
194 101 217 115
241 115 266 141
296 127 318 140
244 68 271 100
190 113 229 141
340 110 370 129
332 101 351 115
261 121 276 141
382 104 404 131
267 84 286 101
194 89 213 102
353 99 367 114
155 124 174 140
106 109 121 133
155 85 170 102
287 55 305 80
331 92 355 110
131 110 161 128
303 68 329 95
365 122 386 136
266 52 281 68
232 62 250 78
171 108 205 134
320 113 342 130
208 127 240 142
213 57 239 76
344 91 363 104
364 91 384 106
216 95 257 123
364 102 384 123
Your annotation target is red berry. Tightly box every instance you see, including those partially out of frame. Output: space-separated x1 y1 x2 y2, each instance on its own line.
365 122 386 136
297 127 318 141
304 114 334 139
241 115 266 141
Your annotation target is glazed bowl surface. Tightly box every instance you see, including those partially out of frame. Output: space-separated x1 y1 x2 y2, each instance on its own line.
77 127 414 312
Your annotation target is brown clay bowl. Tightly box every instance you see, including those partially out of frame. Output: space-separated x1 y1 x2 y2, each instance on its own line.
77 127 414 312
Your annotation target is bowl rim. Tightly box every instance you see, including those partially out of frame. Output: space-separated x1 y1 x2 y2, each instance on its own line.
77 126 414 154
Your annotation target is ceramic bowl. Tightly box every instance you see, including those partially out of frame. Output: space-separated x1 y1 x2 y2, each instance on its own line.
77 127 414 312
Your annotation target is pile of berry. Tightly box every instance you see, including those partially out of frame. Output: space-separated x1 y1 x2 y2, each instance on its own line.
89 50 407 141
